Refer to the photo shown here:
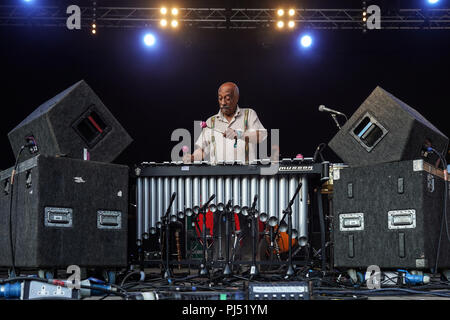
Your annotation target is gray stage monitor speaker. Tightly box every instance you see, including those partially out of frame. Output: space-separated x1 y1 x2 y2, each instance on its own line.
328 86 448 167
8 80 133 163
0 155 129 268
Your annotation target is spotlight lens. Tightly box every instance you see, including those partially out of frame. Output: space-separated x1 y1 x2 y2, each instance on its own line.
91 29 96 34
277 9 284 16
428 0 439 4
300 35 312 48
289 9 295 16
160 19 167 27
288 21 295 28
161 7 167 15
143 33 156 46
172 8 179 15
277 21 284 28
92 23 96 28
171 20 178 27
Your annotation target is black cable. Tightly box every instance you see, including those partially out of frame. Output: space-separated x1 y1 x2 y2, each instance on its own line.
8 145 27 277
428 147 449 274
313 143 326 163
120 270 141 286
316 189 326 273
314 287 450 298
0 276 129 299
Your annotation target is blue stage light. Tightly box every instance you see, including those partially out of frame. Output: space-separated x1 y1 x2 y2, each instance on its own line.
300 35 313 48
143 33 156 47
428 0 439 4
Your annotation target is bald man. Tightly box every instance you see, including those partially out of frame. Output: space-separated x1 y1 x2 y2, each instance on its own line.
184 82 267 164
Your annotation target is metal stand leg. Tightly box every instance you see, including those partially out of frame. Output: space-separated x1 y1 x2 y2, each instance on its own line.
199 210 209 276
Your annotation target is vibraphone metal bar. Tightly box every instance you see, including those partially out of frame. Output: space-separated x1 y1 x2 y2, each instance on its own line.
134 158 330 250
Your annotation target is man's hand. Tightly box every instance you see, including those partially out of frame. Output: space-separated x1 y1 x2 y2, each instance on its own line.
224 128 244 140
224 128 237 139
182 153 193 164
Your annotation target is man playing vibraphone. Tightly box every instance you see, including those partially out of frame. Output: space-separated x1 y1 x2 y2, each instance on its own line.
183 82 268 268
183 82 267 164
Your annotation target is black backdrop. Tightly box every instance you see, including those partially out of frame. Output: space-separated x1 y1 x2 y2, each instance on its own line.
1 2 449 170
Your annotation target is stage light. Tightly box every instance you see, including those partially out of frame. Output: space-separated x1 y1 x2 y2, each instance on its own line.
277 20 284 29
171 20 178 28
171 8 179 15
277 9 284 17
288 21 295 28
428 0 439 4
160 19 168 27
300 35 312 48
91 20 97 35
288 9 295 16
143 33 156 46
161 7 167 15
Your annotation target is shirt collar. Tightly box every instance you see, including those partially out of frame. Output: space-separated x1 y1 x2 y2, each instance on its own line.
217 105 241 121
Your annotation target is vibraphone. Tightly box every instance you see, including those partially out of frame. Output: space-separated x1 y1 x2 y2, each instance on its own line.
135 158 330 253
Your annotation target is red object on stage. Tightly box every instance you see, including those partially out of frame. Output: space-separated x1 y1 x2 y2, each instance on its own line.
195 209 241 237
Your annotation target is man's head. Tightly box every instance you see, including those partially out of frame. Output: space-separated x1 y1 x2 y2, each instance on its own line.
218 82 239 117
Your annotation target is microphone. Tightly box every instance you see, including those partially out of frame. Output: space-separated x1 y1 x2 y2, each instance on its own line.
288 182 302 208
318 105 346 116
203 194 216 208
251 195 258 211
225 199 232 211
166 192 177 217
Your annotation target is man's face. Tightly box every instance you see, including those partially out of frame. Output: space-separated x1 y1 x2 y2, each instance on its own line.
218 85 238 116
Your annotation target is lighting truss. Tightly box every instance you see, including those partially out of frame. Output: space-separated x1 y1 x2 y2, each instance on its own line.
0 5 449 29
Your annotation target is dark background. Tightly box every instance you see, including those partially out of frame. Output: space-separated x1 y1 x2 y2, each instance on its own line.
0 0 449 169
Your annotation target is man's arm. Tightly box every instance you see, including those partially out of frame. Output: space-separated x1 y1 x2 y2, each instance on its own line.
183 147 205 163
242 129 267 144
224 109 267 144
183 124 211 163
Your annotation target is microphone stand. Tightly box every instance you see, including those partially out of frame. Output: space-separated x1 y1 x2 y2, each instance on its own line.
279 182 302 277
163 192 177 279
223 200 233 276
249 195 259 277
331 113 341 130
199 194 216 276
217 210 224 261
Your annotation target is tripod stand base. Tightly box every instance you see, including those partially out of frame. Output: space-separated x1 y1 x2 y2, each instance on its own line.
199 264 209 276
223 263 232 276
164 269 173 279
286 264 295 276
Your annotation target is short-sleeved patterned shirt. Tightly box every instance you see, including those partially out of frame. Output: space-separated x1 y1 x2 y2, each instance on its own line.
195 106 267 163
